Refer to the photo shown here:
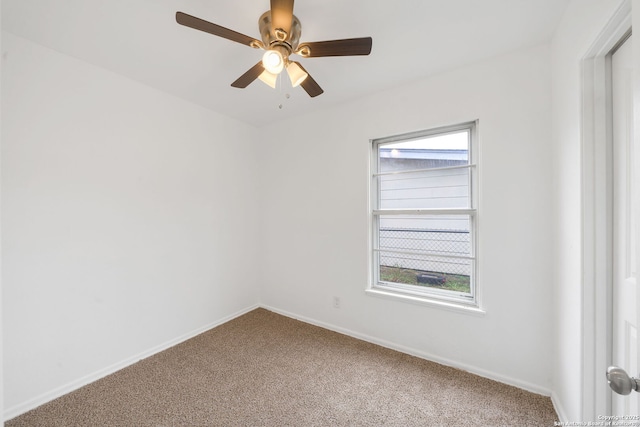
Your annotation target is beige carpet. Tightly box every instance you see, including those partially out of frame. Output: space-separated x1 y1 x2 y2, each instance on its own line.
7 308 558 426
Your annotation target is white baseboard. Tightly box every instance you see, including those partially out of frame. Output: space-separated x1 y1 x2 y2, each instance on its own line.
3 304 259 422
5 303 556 422
551 392 568 423
261 304 553 398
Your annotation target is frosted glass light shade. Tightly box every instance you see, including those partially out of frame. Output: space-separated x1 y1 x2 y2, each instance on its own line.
286 62 308 87
258 70 278 88
262 50 284 75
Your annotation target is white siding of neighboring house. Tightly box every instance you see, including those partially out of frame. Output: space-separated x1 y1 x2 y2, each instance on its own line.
378 149 471 276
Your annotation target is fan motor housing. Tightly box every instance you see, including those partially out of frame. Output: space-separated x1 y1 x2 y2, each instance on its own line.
258 11 301 53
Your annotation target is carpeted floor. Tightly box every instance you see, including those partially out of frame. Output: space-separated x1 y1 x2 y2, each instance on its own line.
7 308 558 426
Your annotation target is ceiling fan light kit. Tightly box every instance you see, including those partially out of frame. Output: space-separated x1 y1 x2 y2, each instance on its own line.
176 0 372 97
262 47 286 74
286 62 308 87
258 70 278 89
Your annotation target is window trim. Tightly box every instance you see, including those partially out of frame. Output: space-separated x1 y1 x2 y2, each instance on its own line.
368 121 480 310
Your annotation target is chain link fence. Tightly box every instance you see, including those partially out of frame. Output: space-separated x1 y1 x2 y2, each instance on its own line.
379 228 471 276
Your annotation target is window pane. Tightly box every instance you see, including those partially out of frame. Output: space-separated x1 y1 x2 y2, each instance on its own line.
378 251 472 294
379 167 470 209
379 130 469 173
378 215 471 257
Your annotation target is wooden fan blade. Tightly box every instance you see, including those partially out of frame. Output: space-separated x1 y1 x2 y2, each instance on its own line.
231 62 265 88
176 12 260 48
293 62 324 97
297 37 372 57
270 0 294 37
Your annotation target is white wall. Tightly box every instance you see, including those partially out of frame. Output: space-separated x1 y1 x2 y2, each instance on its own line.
258 44 555 394
550 0 628 421
1 33 260 417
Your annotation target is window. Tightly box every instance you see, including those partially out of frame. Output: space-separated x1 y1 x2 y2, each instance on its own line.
370 122 478 307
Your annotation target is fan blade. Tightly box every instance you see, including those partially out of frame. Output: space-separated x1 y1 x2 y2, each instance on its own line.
297 37 372 57
270 0 294 38
176 12 261 48
231 62 265 88
293 62 324 97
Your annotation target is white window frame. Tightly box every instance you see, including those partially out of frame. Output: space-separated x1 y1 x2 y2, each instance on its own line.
368 121 480 311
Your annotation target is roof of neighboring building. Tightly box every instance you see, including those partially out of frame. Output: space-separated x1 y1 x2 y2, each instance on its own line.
379 148 468 161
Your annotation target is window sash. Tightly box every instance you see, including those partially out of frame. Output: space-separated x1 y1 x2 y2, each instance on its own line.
373 164 474 177
370 122 477 305
372 212 476 298
372 248 475 261
378 279 475 302
373 208 475 216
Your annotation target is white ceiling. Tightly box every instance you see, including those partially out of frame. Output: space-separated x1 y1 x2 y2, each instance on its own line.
2 0 569 127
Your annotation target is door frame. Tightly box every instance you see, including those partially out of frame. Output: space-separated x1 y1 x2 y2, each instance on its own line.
581 0 632 420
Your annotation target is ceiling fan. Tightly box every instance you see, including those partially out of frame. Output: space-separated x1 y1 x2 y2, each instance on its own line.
176 0 372 97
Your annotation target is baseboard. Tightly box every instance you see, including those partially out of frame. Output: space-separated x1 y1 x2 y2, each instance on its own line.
5 303 556 422
551 392 569 423
4 303 259 422
261 304 553 398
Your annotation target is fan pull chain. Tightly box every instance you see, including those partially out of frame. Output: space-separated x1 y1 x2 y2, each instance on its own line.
276 72 291 110
277 72 284 109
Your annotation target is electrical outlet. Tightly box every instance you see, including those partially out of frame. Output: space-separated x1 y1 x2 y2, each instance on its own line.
333 296 341 309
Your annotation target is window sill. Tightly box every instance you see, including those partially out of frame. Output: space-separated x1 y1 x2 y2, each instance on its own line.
365 287 486 316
